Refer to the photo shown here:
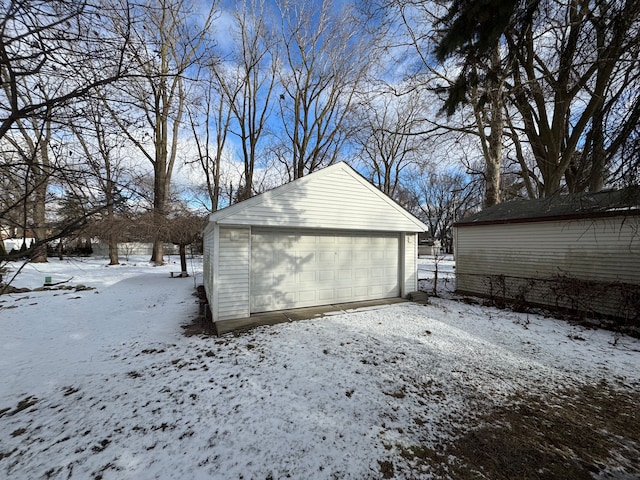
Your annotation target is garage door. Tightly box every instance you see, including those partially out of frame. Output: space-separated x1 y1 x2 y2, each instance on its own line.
250 229 399 313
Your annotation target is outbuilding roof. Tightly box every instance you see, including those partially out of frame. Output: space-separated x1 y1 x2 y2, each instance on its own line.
455 186 640 226
206 162 428 232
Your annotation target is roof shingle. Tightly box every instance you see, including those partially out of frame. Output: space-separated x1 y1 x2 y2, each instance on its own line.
455 187 640 226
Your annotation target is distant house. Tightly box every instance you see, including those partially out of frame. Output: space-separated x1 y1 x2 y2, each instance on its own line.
417 235 442 257
3 237 35 253
92 242 179 258
202 162 428 332
453 188 640 321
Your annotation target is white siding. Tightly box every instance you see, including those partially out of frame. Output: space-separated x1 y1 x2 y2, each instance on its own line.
201 163 428 325
208 163 427 233
455 215 640 318
406 234 418 295
202 223 216 308
217 227 251 321
250 229 400 312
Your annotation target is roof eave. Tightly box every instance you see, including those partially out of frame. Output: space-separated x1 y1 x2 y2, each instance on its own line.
454 208 640 227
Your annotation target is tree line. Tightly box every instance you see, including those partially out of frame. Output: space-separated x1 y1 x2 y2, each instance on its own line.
1 0 638 265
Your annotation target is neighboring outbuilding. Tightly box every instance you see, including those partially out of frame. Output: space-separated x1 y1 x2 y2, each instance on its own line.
454 187 640 322
202 162 428 332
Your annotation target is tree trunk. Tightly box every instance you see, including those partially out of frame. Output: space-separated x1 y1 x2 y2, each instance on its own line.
542 170 564 198
151 129 167 265
587 108 606 192
108 241 119 265
150 169 166 264
484 48 504 208
105 187 119 265
31 180 48 263
484 154 501 208
469 46 504 208
151 237 164 265
179 243 188 275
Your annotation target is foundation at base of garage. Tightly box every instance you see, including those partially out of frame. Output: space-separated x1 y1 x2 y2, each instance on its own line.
212 297 416 335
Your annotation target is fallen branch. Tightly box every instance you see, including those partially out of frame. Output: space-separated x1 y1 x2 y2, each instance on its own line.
46 277 74 286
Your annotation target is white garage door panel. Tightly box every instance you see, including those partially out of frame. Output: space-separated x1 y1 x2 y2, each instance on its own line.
250 230 400 313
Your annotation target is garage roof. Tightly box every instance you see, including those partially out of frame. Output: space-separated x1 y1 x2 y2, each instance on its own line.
207 162 428 232
455 186 640 226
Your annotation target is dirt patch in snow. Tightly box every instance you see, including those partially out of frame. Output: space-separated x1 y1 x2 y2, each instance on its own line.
393 381 640 479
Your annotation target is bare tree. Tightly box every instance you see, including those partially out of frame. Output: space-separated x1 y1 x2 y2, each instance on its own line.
106 0 216 264
72 92 137 265
166 212 203 275
396 1 509 207
430 0 640 197
0 0 130 140
352 86 428 198
0 0 131 263
465 47 507 207
186 63 231 213
213 0 278 202
275 0 373 180
415 168 480 253
505 0 640 196
0 150 27 239
134 204 203 275
2 114 53 262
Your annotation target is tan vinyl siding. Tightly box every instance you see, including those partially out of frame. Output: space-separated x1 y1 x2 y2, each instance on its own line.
455 215 640 319
214 167 426 232
217 227 250 321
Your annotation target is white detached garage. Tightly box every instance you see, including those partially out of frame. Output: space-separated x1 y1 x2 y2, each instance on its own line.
202 162 428 331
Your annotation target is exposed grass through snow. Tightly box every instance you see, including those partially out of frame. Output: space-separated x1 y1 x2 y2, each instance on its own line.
395 381 640 479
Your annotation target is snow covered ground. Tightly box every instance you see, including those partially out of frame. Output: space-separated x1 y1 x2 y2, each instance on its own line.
1 255 638 479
